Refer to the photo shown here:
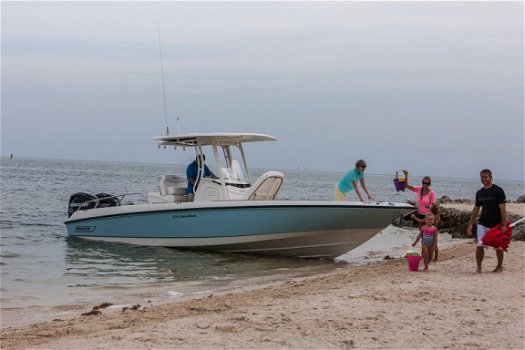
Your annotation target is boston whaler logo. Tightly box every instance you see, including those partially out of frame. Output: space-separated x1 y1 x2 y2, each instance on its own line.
172 214 196 219
74 225 96 232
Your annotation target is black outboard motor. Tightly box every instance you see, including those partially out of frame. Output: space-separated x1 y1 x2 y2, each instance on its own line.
67 192 97 217
95 193 120 208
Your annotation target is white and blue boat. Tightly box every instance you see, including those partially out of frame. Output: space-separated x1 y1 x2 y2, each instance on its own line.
65 133 413 258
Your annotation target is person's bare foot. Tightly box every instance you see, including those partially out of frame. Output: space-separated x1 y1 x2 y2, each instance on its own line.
492 267 503 273
424 268 429 272
475 268 482 274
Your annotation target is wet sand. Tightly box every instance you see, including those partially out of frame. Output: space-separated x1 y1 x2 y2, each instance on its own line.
1 240 523 349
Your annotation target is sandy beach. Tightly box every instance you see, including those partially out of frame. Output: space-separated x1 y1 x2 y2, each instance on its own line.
1 239 523 349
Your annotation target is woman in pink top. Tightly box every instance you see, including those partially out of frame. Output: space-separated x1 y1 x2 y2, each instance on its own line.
403 169 440 261
403 170 437 224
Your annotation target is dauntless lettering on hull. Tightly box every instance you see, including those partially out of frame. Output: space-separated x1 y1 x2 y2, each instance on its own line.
173 214 197 219
74 225 96 233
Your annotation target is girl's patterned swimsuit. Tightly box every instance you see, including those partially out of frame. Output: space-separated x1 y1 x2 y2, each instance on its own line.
422 226 436 247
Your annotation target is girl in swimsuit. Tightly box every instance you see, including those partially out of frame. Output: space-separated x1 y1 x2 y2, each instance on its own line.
412 213 438 272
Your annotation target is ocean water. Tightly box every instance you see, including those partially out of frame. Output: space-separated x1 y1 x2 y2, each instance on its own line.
1 157 523 326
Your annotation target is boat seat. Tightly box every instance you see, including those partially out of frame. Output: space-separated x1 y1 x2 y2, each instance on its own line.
167 187 188 195
245 171 284 200
160 175 187 197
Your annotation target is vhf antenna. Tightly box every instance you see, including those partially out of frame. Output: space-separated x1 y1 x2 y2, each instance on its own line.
157 24 169 135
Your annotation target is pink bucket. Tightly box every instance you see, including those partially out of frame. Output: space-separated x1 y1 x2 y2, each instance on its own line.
407 255 422 272
393 178 406 192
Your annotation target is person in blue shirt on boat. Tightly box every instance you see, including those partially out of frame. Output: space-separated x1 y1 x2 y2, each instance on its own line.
186 155 217 196
335 159 374 202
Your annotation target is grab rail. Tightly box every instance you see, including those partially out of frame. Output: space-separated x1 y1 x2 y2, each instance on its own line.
81 193 147 209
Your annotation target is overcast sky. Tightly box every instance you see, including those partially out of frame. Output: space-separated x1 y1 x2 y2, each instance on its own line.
1 1 523 181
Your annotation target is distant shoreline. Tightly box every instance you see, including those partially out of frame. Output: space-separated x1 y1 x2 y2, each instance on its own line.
441 202 524 217
2 156 524 183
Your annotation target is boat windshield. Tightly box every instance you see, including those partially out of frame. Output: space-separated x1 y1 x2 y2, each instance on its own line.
216 144 249 184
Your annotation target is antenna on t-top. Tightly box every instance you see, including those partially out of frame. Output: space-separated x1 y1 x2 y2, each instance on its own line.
157 23 169 136
176 117 181 135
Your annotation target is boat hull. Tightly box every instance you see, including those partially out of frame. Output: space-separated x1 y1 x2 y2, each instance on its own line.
65 201 413 258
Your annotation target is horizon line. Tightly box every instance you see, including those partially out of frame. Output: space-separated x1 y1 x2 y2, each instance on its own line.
2 155 524 183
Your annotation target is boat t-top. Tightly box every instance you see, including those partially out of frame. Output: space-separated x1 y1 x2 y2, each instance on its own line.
65 132 413 258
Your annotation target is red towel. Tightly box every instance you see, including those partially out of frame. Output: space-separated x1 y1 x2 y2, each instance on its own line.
481 222 512 252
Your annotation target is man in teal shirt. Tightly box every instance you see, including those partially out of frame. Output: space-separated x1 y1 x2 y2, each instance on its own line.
335 159 374 202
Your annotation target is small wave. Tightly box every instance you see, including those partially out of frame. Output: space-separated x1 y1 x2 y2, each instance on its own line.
67 283 106 288
167 291 184 298
18 222 63 228
0 295 42 303
0 251 21 258
0 220 62 230
0 220 17 229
